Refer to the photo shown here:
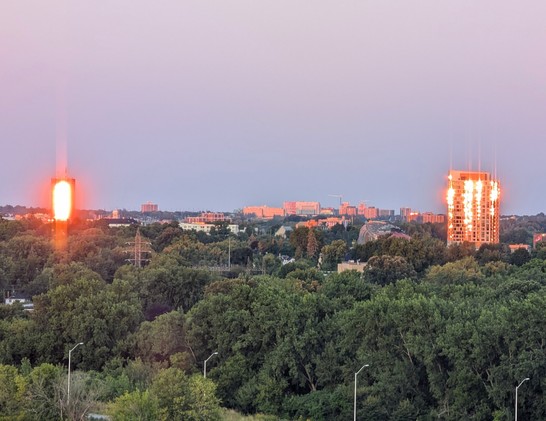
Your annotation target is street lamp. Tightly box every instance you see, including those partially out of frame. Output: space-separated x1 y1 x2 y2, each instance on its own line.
67 342 83 406
354 364 369 421
204 352 218 378
515 377 529 421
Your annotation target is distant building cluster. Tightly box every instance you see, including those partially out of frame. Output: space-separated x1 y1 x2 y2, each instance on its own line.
447 170 500 247
242 199 443 224
283 201 321 216
296 217 348 230
400 208 446 224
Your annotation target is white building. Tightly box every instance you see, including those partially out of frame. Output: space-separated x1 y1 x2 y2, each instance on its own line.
179 222 240 235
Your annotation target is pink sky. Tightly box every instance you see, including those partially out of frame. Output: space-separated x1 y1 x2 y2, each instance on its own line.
1 1 545 214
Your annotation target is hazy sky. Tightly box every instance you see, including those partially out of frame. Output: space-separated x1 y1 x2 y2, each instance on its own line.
1 1 545 214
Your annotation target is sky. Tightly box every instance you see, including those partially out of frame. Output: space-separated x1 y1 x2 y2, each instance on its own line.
1 1 545 215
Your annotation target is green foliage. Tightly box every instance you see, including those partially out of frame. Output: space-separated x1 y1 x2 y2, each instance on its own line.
510 248 531 266
150 368 221 421
132 311 190 367
353 234 446 274
30 278 143 370
109 389 159 421
363 255 417 285
2 234 53 288
0 364 26 417
289 227 309 258
320 239 348 271
24 363 63 420
3 217 546 420
138 259 219 314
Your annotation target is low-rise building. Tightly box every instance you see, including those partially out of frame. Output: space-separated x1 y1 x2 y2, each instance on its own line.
186 212 228 223
179 222 240 234
3 290 33 311
338 261 367 273
509 244 531 253
243 206 285 219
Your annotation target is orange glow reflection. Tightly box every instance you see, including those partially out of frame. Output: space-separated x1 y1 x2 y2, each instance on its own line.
53 180 72 221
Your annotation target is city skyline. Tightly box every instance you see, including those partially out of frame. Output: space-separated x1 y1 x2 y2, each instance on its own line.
1 2 546 215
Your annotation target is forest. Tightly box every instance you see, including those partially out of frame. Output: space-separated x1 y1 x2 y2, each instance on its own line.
0 213 546 420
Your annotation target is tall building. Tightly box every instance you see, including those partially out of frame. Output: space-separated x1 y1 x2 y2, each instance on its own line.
51 177 76 251
447 170 500 247
141 202 158 213
339 202 357 216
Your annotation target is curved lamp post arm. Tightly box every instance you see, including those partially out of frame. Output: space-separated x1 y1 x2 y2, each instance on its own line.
515 377 529 421
203 352 218 378
354 364 369 421
67 342 84 406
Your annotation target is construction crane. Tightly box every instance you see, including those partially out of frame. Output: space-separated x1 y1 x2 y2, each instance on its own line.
328 194 343 206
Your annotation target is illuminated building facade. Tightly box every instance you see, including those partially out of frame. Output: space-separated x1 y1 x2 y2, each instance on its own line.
51 177 76 250
447 170 500 247
141 202 158 212
52 178 75 221
283 201 321 216
243 206 285 219
339 202 357 216
186 212 228 223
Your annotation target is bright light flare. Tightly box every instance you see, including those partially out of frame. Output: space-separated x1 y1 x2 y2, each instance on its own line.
53 180 72 221
447 187 455 206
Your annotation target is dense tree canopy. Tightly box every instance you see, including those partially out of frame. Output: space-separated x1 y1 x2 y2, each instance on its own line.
0 215 545 419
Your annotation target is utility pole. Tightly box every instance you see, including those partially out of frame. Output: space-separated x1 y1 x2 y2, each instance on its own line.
125 228 152 267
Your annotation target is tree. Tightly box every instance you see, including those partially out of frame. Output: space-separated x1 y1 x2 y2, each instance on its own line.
58 370 102 421
31 278 143 370
4 234 53 287
289 227 309 258
132 311 191 368
320 240 348 270
306 229 319 259
476 243 511 265
109 389 159 421
510 248 531 266
363 255 416 286
0 364 26 417
24 363 63 420
150 368 221 421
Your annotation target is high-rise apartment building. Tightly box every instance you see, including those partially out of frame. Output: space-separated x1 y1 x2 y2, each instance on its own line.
447 170 500 247
141 202 158 213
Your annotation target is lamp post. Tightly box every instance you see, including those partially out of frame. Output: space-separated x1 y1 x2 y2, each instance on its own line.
67 342 83 406
515 377 529 421
354 364 369 421
204 352 218 378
